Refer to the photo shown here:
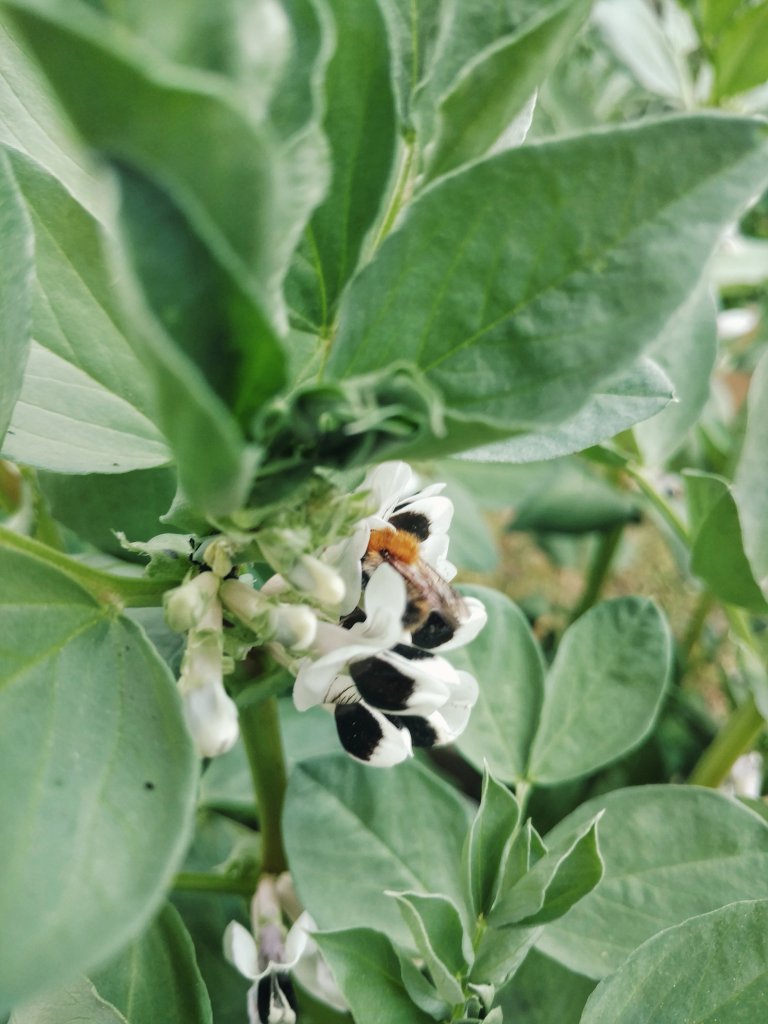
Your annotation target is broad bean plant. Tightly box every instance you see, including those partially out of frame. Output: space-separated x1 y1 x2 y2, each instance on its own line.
1 0 768 1022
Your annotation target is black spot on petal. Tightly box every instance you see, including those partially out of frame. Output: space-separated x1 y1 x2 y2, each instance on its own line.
389 510 431 541
411 611 455 649
392 643 433 661
350 656 416 711
340 607 367 630
398 714 439 747
336 704 386 761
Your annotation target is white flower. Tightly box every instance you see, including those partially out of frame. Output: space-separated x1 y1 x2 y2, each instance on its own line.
326 461 457 614
164 570 220 633
220 578 318 650
224 878 345 1023
178 629 240 758
286 554 345 607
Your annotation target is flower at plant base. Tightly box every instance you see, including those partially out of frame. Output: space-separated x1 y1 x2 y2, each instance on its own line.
326 460 457 615
224 875 345 1024
293 563 483 766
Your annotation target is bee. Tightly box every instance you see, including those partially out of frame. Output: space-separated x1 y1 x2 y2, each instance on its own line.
362 525 467 649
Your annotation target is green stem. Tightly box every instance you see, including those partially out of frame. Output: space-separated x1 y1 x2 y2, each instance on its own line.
570 524 624 623
0 524 169 607
172 871 256 896
237 695 289 873
515 779 532 818
679 590 715 670
688 693 765 788
623 465 689 543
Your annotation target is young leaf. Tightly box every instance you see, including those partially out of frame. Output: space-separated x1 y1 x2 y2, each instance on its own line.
489 816 603 928
0 147 32 446
283 755 472 949
686 472 768 613
89 904 213 1024
537 786 768 978
714 2 768 99
377 0 442 126
526 598 672 785
581 901 768 1023
464 768 521 918
470 924 538 989
0 537 197 1013
327 116 768 452
425 0 591 180
450 587 546 784
734 351 768 602
315 928 436 1024
390 892 467 1005
287 0 397 328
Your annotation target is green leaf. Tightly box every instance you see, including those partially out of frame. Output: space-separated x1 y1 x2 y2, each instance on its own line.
287 0 397 328
507 460 641 534
470 924 538 988
489 817 603 928
497 949 595 1024
581 900 768 1023
734 351 768 602
90 904 212 1024
114 163 285 422
527 598 672 785
633 276 717 465
0 540 197 1012
0 147 33 446
465 768 521 918
316 929 435 1024
460 358 674 465
715 2 768 99
327 116 768 450
0 148 170 473
537 786 768 978
377 0 442 126
451 587 546 784
1 0 278 307
425 0 591 180
10 978 128 1024
283 755 472 949
436 476 498 572
686 472 768 613
38 467 178 560
391 893 467 1005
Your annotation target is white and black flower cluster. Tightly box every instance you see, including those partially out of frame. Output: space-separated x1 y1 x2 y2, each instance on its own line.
294 462 486 767
161 461 485 767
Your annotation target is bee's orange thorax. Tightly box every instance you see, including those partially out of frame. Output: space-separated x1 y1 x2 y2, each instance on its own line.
367 528 420 564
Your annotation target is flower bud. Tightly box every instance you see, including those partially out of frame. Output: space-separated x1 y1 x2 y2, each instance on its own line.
270 604 317 650
287 555 345 607
164 571 220 633
220 578 270 630
178 628 239 757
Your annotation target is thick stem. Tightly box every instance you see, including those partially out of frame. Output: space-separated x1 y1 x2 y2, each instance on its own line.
679 590 715 670
570 524 624 623
688 693 765 788
238 695 289 874
173 871 256 896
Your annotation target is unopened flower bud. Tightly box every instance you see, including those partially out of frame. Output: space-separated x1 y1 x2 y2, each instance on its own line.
178 628 239 757
220 578 270 630
164 571 219 633
288 555 345 607
271 604 317 650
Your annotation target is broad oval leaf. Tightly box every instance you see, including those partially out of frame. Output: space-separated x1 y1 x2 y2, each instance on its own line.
537 786 768 978
498 948 594 1024
10 977 128 1024
0 539 197 1012
581 901 768 1023
328 116 768 451
451 587 546 784
283 755 472 948
527 598 672 785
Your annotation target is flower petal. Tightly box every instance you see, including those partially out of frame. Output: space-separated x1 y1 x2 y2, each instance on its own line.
334 702 413 766
223 920 260 981
429 596 488 652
